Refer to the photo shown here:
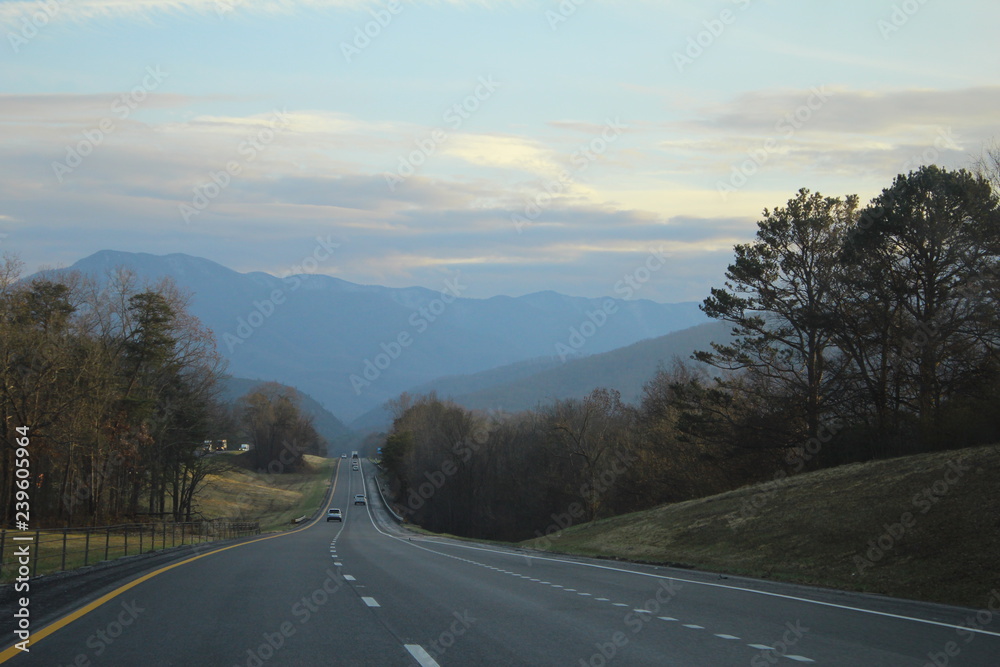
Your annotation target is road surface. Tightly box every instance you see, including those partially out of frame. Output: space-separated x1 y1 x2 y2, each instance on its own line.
3 459 999 665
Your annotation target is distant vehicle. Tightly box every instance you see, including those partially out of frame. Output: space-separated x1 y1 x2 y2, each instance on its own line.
352 451 359 459
341 454 347 458
239 444 250 452
354 494 366 505
326 508 342 522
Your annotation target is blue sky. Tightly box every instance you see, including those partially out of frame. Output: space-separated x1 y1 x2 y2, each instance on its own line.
1 0 998 302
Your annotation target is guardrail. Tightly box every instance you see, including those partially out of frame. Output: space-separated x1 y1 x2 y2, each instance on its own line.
0 520 261 582
373 473 404 523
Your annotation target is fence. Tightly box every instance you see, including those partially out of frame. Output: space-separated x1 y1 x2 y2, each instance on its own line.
0 520 260 581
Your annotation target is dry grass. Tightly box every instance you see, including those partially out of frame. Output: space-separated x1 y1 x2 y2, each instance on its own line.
193 454 336 532
524 444 1000 608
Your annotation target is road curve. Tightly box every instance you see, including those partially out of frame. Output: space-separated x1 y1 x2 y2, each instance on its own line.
3 458 999 666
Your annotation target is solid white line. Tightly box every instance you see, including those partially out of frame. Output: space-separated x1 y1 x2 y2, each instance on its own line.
405 644 441 667
359 486 1000 640
390 535 1000 638
362 597 380 608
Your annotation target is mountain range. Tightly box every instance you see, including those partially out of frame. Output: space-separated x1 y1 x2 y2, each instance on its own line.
45 250 717 426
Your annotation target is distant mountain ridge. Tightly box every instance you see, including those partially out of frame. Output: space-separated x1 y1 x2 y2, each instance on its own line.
49 250 710 422
349 321 729 432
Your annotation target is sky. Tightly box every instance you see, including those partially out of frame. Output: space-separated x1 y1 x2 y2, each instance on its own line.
1 0 998 303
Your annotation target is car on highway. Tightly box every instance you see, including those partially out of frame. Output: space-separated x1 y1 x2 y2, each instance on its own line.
354 494 366 505
326 508 342 522
341 454 346 458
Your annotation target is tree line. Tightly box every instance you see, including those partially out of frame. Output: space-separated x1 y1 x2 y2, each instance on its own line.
0 261 324 527
380 163 1000 542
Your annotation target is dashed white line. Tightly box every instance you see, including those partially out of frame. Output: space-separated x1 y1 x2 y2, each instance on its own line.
786 656 815 663
578 593 592 596
715 634 740 640
658 617 677 622
596 597 609 601
748 644 774 650
404 644 441 667
362 597 380 607
683 624 705 630
633 609 652 614
343 575 356 581
612 603 629 607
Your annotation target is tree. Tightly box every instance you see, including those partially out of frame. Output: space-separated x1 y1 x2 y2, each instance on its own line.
697 189 858 444
842 165 1000 449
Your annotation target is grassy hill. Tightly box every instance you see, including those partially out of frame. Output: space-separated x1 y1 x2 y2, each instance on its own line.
194 453 337 532
523 444 1000 609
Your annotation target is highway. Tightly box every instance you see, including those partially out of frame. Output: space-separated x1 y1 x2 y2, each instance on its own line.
3 458 999 665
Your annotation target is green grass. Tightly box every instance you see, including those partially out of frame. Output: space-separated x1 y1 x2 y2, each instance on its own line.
520 444 1000 609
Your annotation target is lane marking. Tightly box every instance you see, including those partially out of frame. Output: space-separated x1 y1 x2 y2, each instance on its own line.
389 534 1000 638
683 624 705 630
659 617 678 622
749 644 774 650
786 656 815 663
344 575 356 581
633 609 652 614
0 459 344 662
405 644 441 667
715 634 740 640
613 603 629 607
362 597 380 608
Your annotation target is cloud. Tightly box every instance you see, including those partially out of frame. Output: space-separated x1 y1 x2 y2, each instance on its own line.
0 0 529 28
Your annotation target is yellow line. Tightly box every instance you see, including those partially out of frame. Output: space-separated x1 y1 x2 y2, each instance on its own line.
0 460 340 663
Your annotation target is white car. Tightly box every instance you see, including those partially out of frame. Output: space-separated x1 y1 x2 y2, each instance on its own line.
354 495 366 505
326 508 342 522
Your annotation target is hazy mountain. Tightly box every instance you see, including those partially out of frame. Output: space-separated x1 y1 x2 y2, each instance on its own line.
55 250 710 421
350 321 731 432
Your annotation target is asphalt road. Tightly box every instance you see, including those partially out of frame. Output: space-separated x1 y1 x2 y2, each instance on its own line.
3 459 999 666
